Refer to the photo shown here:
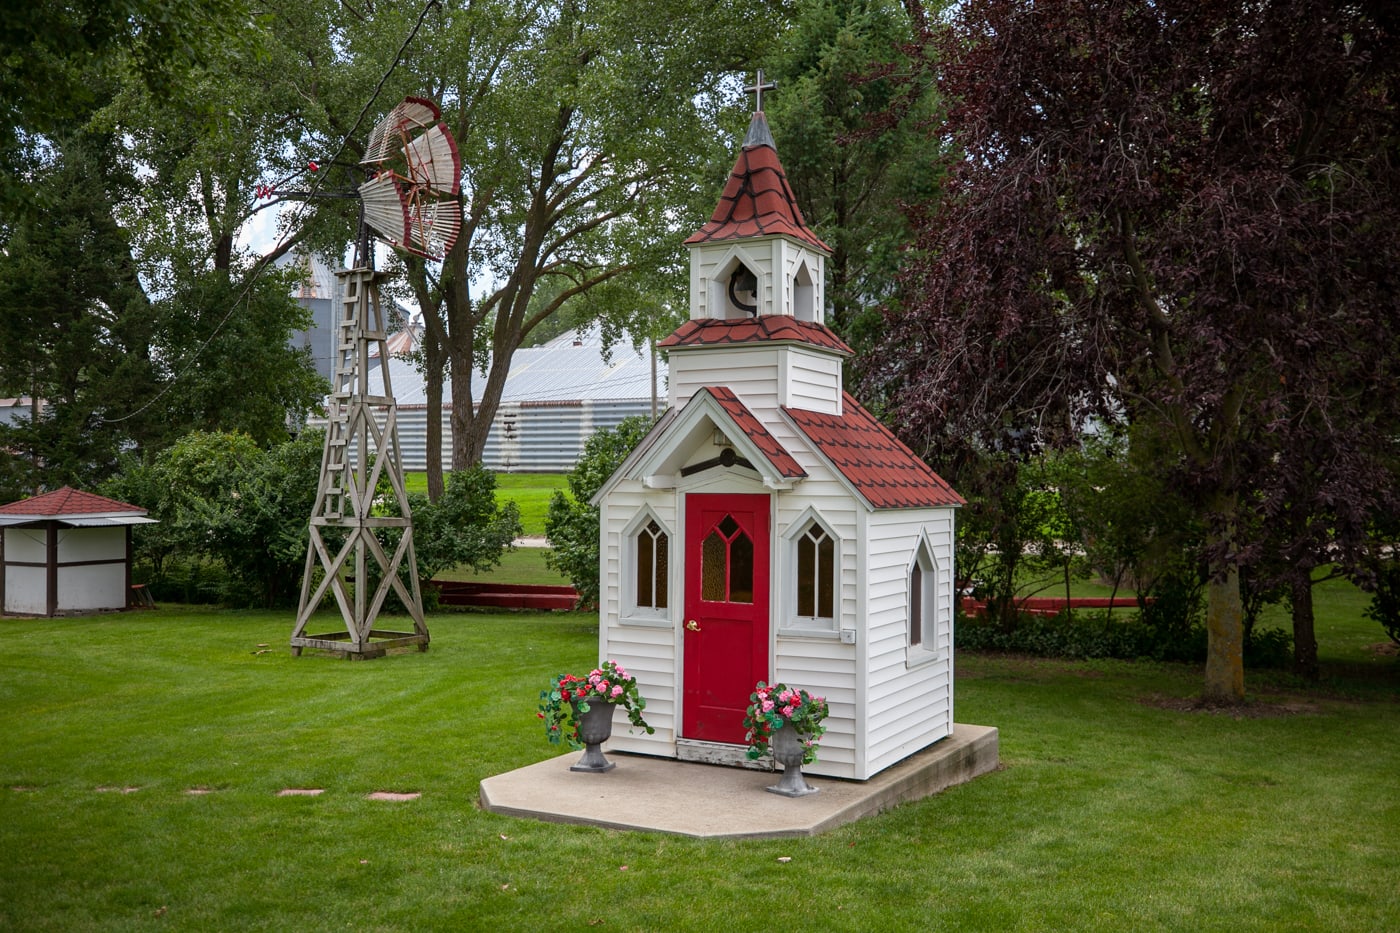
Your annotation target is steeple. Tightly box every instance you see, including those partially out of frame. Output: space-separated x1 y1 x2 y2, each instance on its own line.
662 74 846 413
681 76 831 326
684 111 831 254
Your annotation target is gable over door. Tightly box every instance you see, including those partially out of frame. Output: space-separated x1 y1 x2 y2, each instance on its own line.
682 492 770 744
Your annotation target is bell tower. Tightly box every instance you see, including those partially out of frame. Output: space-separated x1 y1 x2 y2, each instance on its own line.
664 73 847 415
683 72 830 325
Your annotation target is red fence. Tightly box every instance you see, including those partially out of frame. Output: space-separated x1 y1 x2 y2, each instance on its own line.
960 595 1148 618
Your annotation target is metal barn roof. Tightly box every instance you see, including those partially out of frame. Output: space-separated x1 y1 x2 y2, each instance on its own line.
386 327 664 408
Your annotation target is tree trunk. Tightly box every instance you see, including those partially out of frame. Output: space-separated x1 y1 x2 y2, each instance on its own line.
1290 565 1319 681
448 331 483 471
1204 563 1245 703
1203 501 1245 704
423 328 446 502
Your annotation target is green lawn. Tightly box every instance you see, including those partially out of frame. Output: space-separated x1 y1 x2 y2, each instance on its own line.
435 547 569 586
1 601 1396 931
404 471 567 537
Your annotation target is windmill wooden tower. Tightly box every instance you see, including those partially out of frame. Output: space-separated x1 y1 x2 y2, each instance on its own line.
292 97 461 658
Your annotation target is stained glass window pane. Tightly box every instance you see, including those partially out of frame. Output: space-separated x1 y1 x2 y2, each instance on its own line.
910 564 923 646
797 535 815 617
729 531 754 603
702 531 726 601
637 527 654 608
718 515 740 538
817 534 835 618
654 530 668 609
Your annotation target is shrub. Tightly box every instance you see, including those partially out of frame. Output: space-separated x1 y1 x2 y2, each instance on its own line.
1363 561 1400 646
955 607 1290 668
406 466 522 582
105 430 322 607
544 415 654 606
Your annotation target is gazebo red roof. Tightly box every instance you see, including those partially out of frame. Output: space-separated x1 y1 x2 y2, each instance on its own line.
0 486 146 518
684 113 831 253
660 317 852 355
784 394 964 510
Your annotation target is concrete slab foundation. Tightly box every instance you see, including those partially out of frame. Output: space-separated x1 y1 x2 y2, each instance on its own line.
479 723 999 839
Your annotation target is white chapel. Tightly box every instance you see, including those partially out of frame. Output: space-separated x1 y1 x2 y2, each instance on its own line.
591 105 964 780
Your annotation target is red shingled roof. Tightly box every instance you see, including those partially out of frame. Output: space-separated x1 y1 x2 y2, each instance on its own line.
783 394 964 510
0 486 146 518
684 115 831 253
700 387 807 479
660 317 852 355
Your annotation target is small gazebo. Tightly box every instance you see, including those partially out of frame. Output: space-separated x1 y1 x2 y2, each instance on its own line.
0 487 156 617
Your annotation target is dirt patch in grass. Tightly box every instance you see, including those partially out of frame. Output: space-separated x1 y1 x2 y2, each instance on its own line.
1138 693 1322 718
1367 641 1398 657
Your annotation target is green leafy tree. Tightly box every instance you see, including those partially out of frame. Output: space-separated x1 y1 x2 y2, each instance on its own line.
215 431 325 607
763 0 942 350
316 0 786 495
1364 562 1400 647
0 2 332 493
117 430 322 607
0 0 241 214
545 416 655 606
875 0 1400 702
0 130 159 498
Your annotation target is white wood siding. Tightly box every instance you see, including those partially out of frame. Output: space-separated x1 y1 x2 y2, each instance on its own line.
861 509 958 776
57 563 126 612
57 526 124 562
773 635 857 778
4 565 46 614
668 348 783 410
781 351 842 413
4 528 45 562
600 479 681 757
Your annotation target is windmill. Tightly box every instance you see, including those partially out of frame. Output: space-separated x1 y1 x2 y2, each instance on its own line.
292 96 461 659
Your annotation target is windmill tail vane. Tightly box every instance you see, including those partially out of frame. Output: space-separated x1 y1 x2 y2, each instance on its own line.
358 95 463 260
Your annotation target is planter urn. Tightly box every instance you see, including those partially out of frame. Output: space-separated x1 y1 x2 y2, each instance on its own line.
570 700 617 772
766 724 819 797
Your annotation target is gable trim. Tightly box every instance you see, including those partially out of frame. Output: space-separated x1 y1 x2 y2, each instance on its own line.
607 387 806 496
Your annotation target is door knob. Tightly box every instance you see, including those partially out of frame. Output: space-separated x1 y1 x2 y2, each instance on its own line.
685 619 701 632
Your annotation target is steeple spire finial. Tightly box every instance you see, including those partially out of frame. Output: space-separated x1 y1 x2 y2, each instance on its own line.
745 69 776 113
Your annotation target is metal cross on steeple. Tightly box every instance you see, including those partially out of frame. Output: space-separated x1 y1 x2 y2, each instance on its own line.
745 69 777 112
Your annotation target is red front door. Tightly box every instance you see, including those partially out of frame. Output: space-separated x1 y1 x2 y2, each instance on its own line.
682 493 770 743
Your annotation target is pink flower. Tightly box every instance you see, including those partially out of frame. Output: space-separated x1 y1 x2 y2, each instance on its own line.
611 685 624 698
782 705 795 717
761 700 774 712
